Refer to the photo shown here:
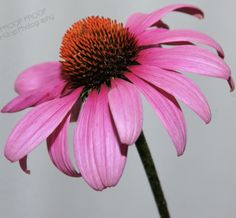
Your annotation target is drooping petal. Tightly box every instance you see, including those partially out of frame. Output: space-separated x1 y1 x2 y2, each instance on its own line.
75 86 128 191
126 4 203 35
108 79 143 145
4 88 82 162
131 65 211 123
1 82 65 113
137 29 224 57
127 73 186 155
74 91 104 190
19 156 30 174
47 113 80 177
15 62 63 95
138 46 231 89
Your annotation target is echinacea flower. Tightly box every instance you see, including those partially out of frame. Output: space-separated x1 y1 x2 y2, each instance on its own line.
2 4 234 191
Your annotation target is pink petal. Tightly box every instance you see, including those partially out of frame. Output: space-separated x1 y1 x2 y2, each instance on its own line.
75 86 128 191
127 74 186 155
1 82 65 113
131 65 211 124
138 46 231 89
47 113 81 177
19 156 30 174
126 4 203 35
137 29 224 58
15 62 63 95
126 12 146 31
4 88 82 162
108 79 143 145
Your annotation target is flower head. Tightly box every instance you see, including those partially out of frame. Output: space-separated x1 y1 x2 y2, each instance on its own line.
1 4 234 190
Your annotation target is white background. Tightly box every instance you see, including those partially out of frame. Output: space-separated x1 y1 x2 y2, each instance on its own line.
0 0 235 217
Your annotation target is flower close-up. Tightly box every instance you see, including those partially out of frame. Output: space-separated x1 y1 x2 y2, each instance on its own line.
1 4 234 191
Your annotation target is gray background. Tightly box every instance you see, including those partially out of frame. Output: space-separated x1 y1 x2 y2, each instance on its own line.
0 0 235 217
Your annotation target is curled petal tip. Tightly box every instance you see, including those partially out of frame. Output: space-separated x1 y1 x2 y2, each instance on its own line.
19 156 31 175
228 77 235 92
173 4 204 19
22 168 31 175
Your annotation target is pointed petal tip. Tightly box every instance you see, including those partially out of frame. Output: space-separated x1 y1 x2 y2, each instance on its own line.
1 106 21 113
205 118 211 125
176 138 186 157
1 104 15 113
1 107 7 113
177 150 184 157
204 110 212 124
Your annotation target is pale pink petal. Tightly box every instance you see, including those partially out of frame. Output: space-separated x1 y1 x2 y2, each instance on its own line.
15 62 63 95
75 86 128 191
126 4 203 35
4 88 82 162
127 73 186 155
108 79 143 145
1 82 65 113
131 65 211 123
19 156 30 174
138 46 231 89
137 29 224 57
47 113 80 177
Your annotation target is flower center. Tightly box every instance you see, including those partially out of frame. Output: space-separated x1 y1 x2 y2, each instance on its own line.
60 16 139 92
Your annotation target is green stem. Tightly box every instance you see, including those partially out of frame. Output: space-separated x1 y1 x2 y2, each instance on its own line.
135 131 170 218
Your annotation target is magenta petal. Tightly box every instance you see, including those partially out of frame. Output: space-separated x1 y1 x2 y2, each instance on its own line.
75 86 128 191
131 65 211 124
138 46 231 82
47 113 80 177
4 88 82 162
127 4 203 35
109 79 143 145
15 62 63 95
1 82 65 113
137 29 224 57
127 74 186 155
19 156 30 174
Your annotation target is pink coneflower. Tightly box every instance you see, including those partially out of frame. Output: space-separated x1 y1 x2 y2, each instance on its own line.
2 4 234 191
